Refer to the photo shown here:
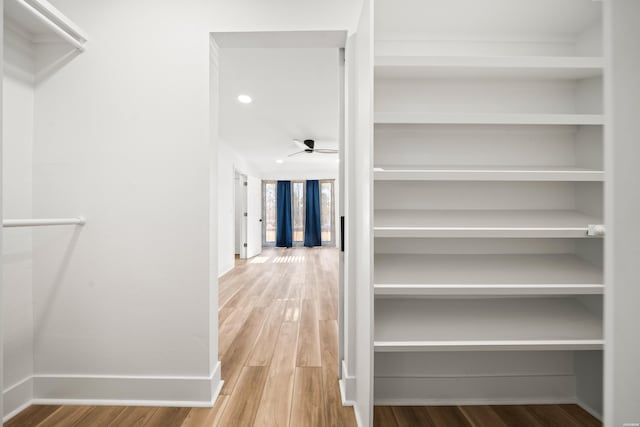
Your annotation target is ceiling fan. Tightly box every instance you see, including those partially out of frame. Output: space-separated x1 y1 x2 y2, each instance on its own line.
288 139 338 157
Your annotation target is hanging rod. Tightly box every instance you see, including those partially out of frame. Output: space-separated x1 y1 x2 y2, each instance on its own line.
2 217 86 228
13 0 87 51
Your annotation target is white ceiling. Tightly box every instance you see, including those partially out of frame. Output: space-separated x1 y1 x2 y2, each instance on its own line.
219 47 340 178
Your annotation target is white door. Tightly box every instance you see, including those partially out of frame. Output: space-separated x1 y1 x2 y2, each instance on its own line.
246 175 263 258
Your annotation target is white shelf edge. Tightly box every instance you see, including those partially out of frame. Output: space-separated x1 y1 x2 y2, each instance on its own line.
374 55 604 69
373 113 604 125
374 284 604 296
373 168 604 182
373 340 605 352
373 226 593 238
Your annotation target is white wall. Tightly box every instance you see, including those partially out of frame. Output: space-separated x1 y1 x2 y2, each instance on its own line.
604 0 640 424
0 7 4 419
2 27 35 417
346 0 374 424
29 0 220 404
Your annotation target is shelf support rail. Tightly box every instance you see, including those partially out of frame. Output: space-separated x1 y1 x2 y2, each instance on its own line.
2 217 86 228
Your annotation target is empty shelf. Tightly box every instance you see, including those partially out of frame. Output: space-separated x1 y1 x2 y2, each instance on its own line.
374 55 603 80
373 165 604 181
374 298 603 352
374 254 603 296
374 209 602 238
374 113 604 125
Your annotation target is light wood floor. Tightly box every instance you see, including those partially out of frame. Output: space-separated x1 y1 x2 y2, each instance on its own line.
6 247 357 427
7 247 602 426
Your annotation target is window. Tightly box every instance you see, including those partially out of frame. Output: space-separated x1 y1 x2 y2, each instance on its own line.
320 180 335 245
263 181 276 246
292 181 305 244
262 179 336 247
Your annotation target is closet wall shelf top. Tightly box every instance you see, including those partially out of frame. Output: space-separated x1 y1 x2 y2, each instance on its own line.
373 166 604 182
374 55 603 79
374 113 604 125
4 0 88 51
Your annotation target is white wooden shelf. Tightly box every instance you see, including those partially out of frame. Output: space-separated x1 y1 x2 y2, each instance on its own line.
374 254 603 296
374 55 603 79
373 165 604 182
374 298 603 352
4 0 88 50
374 209 602 238
374 113 604 125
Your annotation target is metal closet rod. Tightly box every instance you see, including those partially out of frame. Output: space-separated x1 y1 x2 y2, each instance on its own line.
2 217 86 228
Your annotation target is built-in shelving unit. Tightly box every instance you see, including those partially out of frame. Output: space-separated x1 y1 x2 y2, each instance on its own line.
372 0 605 415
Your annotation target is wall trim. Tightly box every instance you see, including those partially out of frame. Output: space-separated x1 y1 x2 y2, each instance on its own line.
3 376 33 423
3 363 223 422
340 360 356 405
577 399 603 421
339 360 362 426
218 264 234 279
374 397 578 406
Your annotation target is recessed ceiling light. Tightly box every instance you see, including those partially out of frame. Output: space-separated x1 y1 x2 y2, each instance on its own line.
275 159 284 164
237 94 252 104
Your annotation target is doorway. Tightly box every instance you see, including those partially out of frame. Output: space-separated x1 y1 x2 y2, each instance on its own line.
234 170 247 259
212 30 351 424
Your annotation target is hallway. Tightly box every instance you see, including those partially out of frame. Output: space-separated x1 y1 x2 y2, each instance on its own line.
215 247 356 426
6 248 356 427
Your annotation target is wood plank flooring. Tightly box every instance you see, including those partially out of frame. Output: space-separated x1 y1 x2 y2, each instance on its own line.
6 248 356 427
375 404 602 427
6 248 602 426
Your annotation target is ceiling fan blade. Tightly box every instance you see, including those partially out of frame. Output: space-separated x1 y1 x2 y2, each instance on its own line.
287 150 307 157
293 139 307 149
314 149 339 154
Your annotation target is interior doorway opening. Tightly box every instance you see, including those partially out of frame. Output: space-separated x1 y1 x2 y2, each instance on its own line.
234 170 247 259
212 30 352 424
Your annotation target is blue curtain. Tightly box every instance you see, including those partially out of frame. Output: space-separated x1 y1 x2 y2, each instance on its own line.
304 180 322 247
276 181 292 247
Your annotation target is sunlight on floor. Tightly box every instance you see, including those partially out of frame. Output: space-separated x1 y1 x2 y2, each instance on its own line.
273 256 305 264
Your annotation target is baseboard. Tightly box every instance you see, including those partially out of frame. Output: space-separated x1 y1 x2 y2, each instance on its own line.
577 399 603 421
340 360 356 405
375 375 576 405
3 377 33 423
374 397 578 406
218 264 234 278
339 360 363 427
